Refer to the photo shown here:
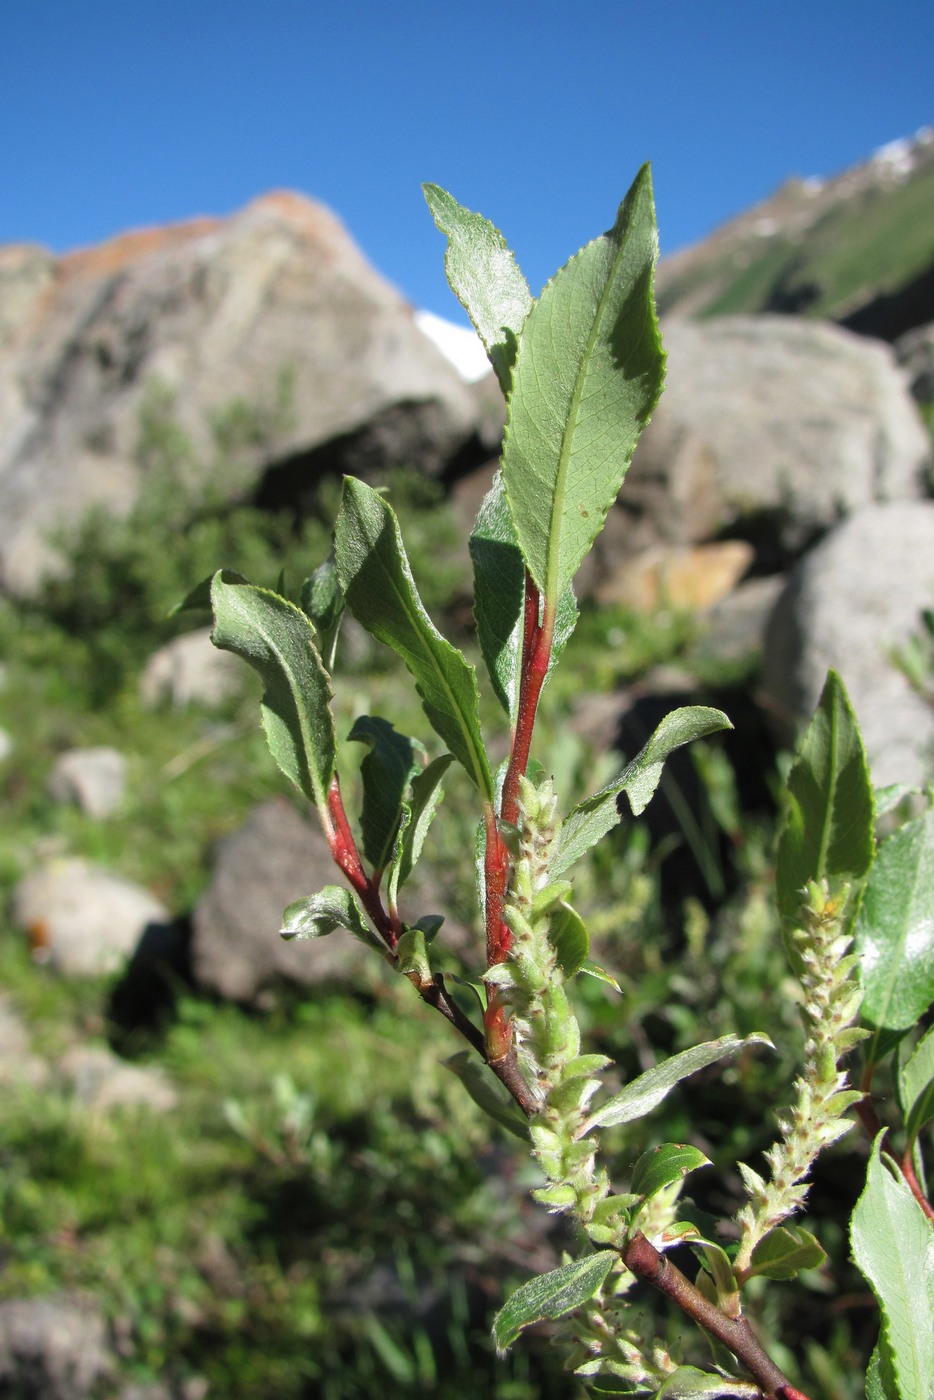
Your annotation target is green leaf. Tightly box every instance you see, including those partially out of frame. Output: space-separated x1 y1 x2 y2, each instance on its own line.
300 553 344 669
348 716 420 873
172 573 214 615
553 706 733 876
501 164 665 608
549 902 590 980
865 1340 900 1400
392 753 453 893
422 184 532 394
630 1143 710 1200
444 1051 529 1141
656 1367 757 1398
469 472 578 719
334 478 493 800
851 1135 934 1400
874 784 919 820
492 1251 617 1354
857 806 934 1031
776 670 875 942
280 886 384 953
900 1024 934 1140
209 570 335 813
396 927 432 986
578 959 622 992
692 1239 738 1311
581 1034 771 1134
745 1225 826 1281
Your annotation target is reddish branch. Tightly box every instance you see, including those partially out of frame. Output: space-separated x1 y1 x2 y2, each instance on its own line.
325 776 402 948
324 777 536 1112
482 570 555 1061
623 1232 812 1400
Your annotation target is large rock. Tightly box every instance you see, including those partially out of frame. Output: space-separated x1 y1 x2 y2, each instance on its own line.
616 317 931 565
0 1295 111 1400
46 745 127 817
761 502 934 786
139 628 244 709
0 193 481 594
12 857 170 977
191 798 376 1002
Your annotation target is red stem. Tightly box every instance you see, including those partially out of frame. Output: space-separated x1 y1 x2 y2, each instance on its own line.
901 1147 934 1223
501 572 553 825
325 776 402 949
481 572 554 1062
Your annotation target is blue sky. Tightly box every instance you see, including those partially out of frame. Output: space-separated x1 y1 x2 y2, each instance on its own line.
1 2 931 322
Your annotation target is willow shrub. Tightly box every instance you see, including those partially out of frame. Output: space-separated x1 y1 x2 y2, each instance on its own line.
188 167 934 1400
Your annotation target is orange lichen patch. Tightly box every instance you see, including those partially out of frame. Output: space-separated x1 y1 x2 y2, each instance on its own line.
27 917 52 964
244 190 350 248
596 540 755 614
59 216 221 281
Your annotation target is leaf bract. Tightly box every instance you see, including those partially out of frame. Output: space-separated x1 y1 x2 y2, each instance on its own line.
280 886 383 953
776 669 875 943
422 184 532 394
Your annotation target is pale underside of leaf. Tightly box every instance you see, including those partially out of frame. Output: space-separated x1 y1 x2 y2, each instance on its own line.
334 478 493 801
209 571 335 815
470 472 578 719
553 706 732 876
422 183 533 394
492 1251 617 1354
580 1034 771 1135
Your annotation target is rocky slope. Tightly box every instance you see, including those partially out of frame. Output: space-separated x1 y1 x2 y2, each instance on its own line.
656 126 934 341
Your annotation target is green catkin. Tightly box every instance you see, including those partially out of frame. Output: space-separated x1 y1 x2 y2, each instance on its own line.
733 878 867 1276
496 775 610 1223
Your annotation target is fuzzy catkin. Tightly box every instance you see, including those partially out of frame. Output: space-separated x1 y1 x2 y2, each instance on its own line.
734 879 866 1275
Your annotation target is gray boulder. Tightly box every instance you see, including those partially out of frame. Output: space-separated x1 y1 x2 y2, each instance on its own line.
896 320 934 405
139 628 244 709
12 857 170 977
191 798 377 1002
0 192 481 595
0 993 48 1088
47 745 127 817
618 316 931 561
761 502 934 786
58 1044 177 1114
0 1295 111 1400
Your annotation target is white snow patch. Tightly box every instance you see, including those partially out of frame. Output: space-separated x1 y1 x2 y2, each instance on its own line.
871 137 915 177
415 309 491 382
